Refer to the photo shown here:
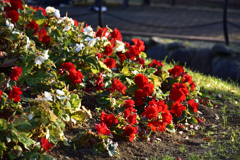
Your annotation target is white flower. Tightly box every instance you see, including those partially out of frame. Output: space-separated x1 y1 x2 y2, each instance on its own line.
26 36 30 49
34 56 45 65
46 6 56 13
42 49 49 60
83 26 94 37
114 40 125 52
28 113 34 120
6 20 14 30
131 70 139 75
12 31 20 34
87 38 97 47
6 137 11 143
63 25 71 32
44 91 53 101
75 43 85 52
56 89 65 96
54 9 60 19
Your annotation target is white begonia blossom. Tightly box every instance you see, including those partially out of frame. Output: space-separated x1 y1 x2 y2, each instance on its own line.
63 25 71 32
6 20 14 30
34 50 49 65
83 26 94 37
12 31 20 34
114 40 125 53
26 36 30 49
56 89 65 95
46 6 55 13
54 9 60 19
34 56 45 65
44 91 53 101
75 43 85 52
87 38 97 47
28 113 34 120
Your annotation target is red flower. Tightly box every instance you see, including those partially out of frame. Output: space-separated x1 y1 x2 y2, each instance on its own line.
161 110 172 124
148 99 168 112
10 66 22 81
38 28 47 41
127 114 137 125
124 99 135 112
0 90 2 101
111 78 127 94
8 86 22 102
181 73 193 84
103 58 116 69
134 89 147 106
188 99 198 113
9 0 23 10
147 121 167 132
96 53 104 60
96 27 108 38
27 20 39 35
67 69 84 85
149 59 164 75
168 65 184 78
134 74 148 89
95 121 111 135
190 82 196 91
95 74 104 91
42 35 50 46
132 38 145 52
123 125 138 142
124 108 130 118
6 10 20 22
117 53 126 63
142 106 159 120
100 111 118 128
170 102 186 117
104 45 113 56
40 137 52 152
62 62 76 71
170 83 189 103
143 81 154 96
110 28 122 41
73 19 78 26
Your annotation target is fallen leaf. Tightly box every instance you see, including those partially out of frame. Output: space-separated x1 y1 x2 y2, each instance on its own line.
205 137 211 141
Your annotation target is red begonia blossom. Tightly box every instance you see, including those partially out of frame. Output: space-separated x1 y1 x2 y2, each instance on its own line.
132 38 145 52
127 114 137 125
42 35 50 45
96 27 108 38
10 66 22 81
110 28 122 41
8 86 22 102
95 74 104 91
117 53 127 63
123 125 138 142
161 110 172 124
0 90 2 101
134 74 148 89
142 106 159 120
124 108 131 118
170 102 186 117
135 57 145 67
124 99 136 112
95 121 111 135
40 137 52 152
143 81 154 96
100 111 118 128
147 120 167 132
96 53 104 60
61 62 76 71
104 45 113 56
103 58 116 69
134 89 148 106
188 99 198 113
6 10 19 22
67 69 84 85
111 78 127 94
170 82 189 103
38 28 47 41
168 65 184 78
27 20 39 35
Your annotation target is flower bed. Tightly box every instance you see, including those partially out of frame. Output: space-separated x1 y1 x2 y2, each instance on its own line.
0 0 203 159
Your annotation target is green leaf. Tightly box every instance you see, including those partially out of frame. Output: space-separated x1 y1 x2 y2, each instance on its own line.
18 133 35 150
34 10 46 19
71 111 87 123
166 124 175 133
122 65 130 76
12 121 31 128
0 119 7 130
99 61 112 73
188 117 198 125
176 111 186 123
140 52 147 59
144 68 157 76
36 19 46 26
0 73 5 82
69 94 82 111
0 142 7 159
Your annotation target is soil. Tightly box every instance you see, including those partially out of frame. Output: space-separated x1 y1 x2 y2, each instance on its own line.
46 92 240 160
